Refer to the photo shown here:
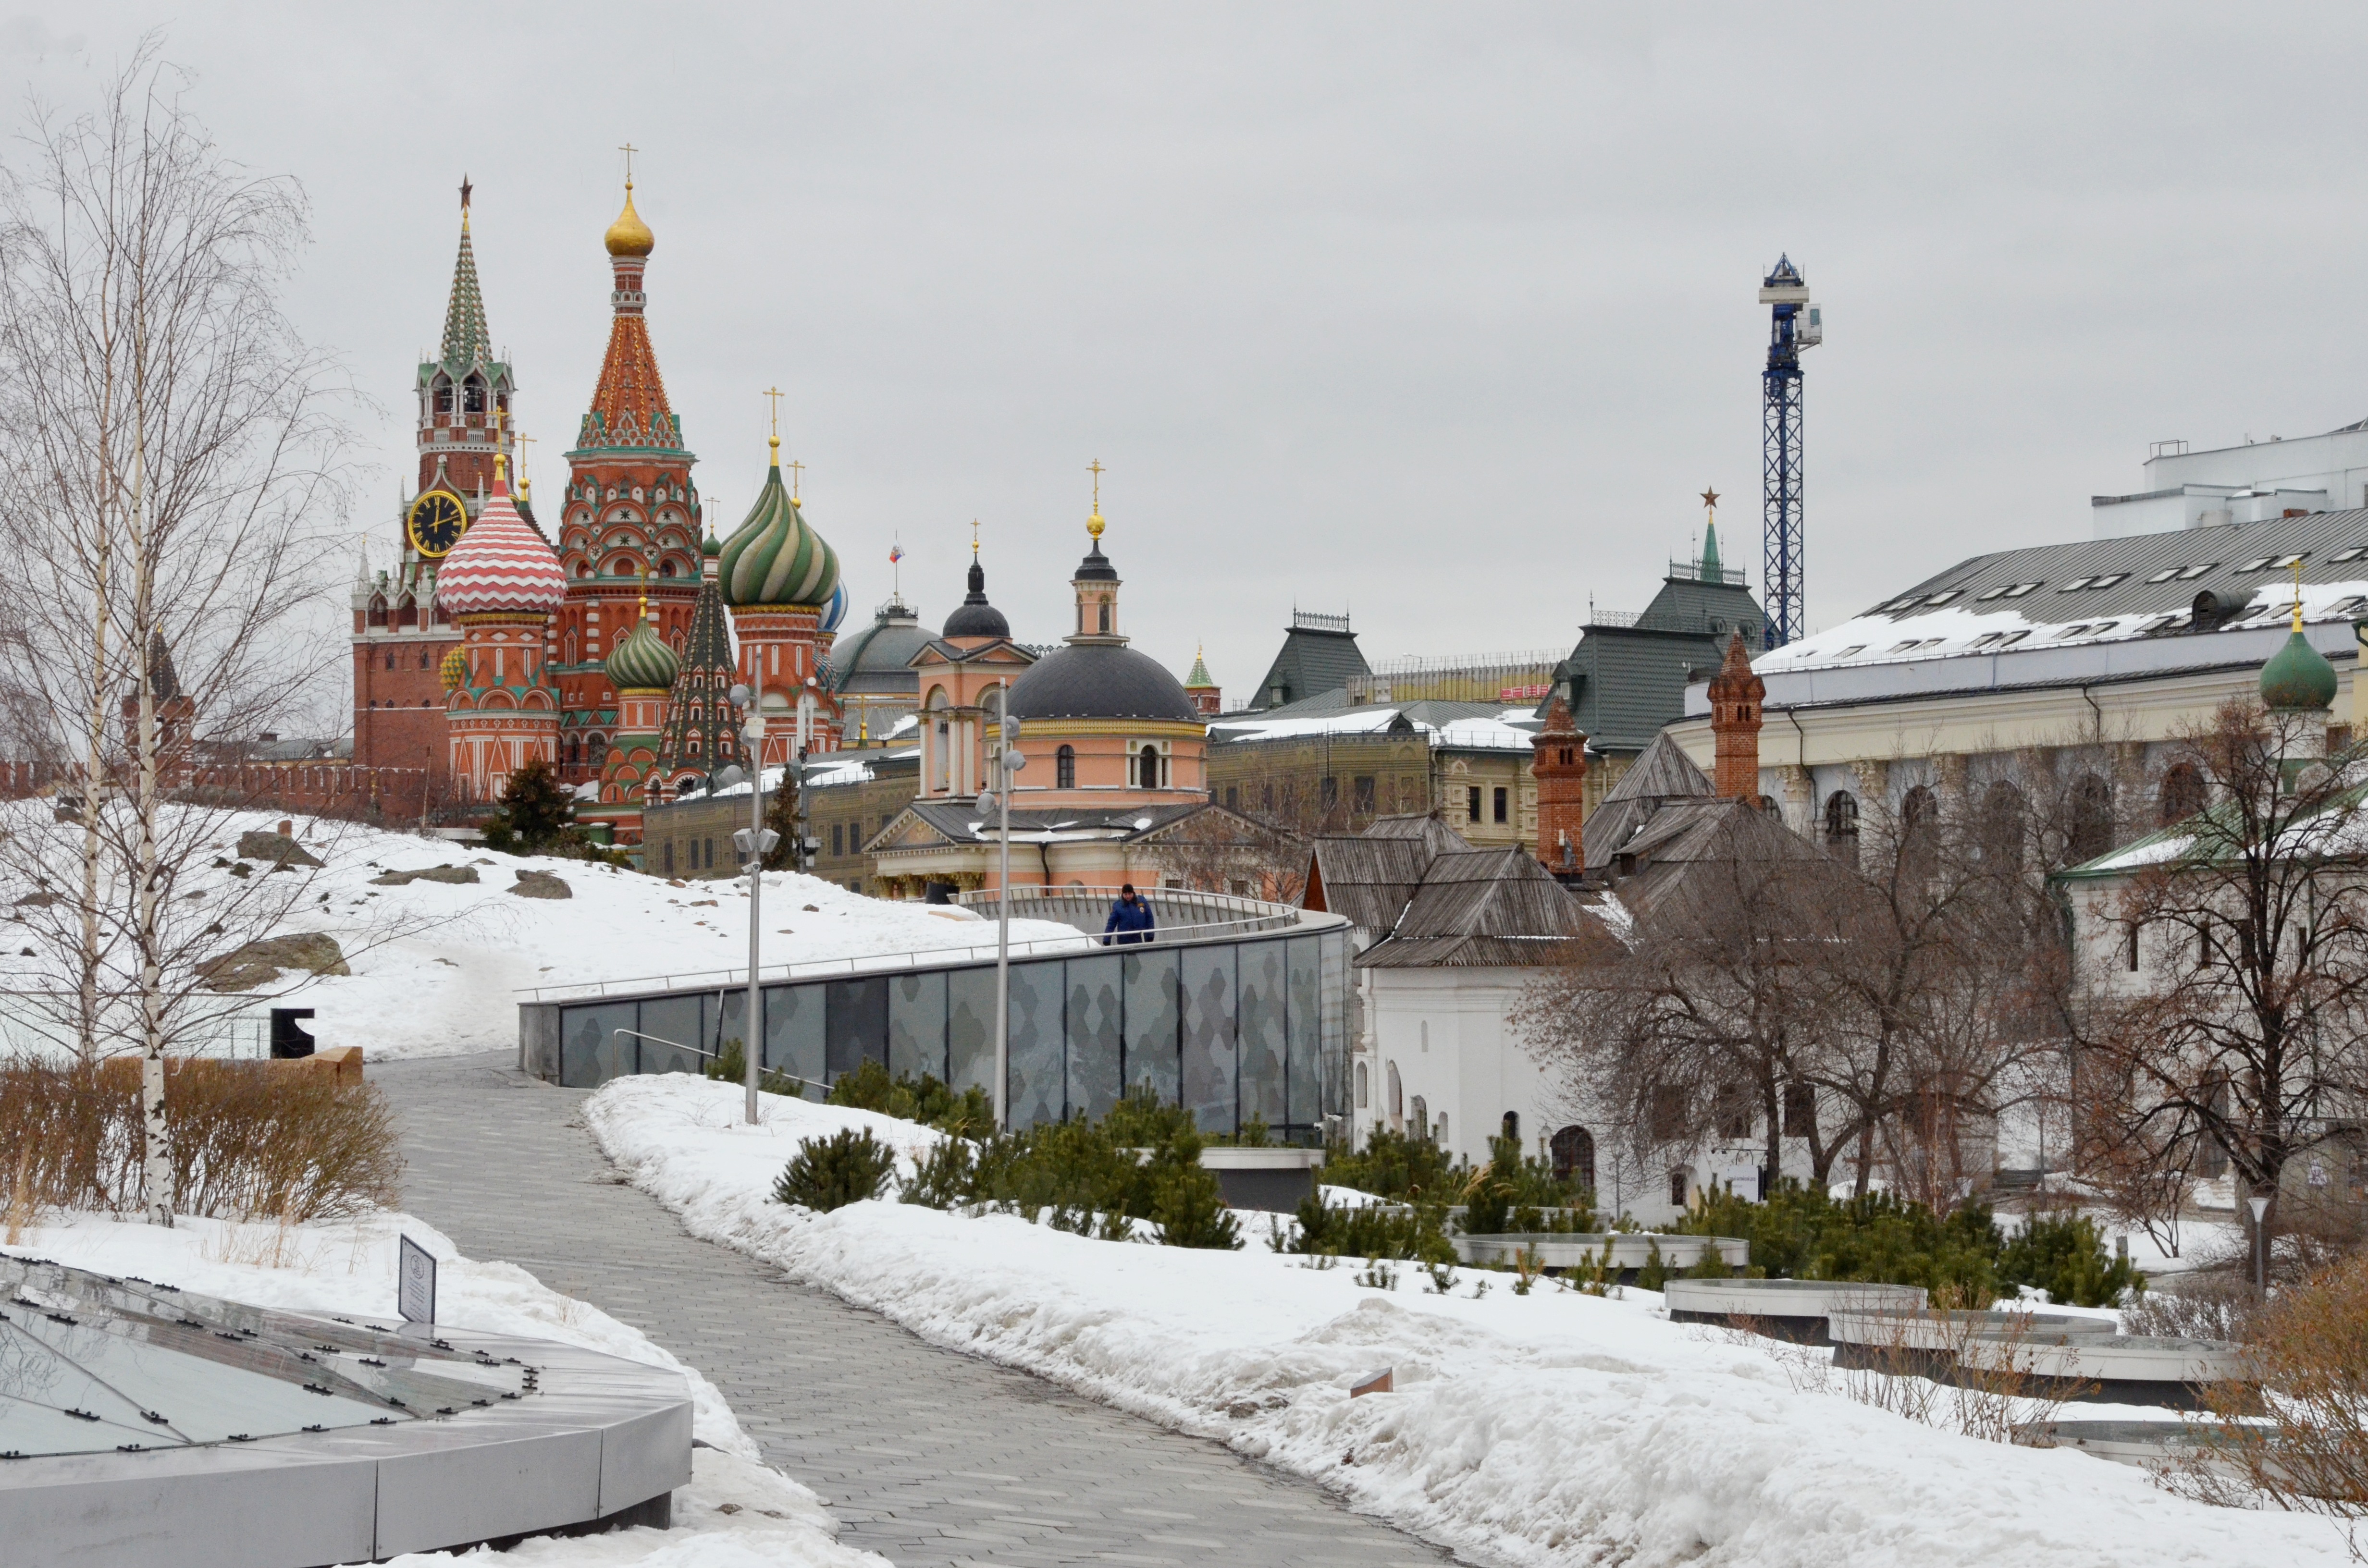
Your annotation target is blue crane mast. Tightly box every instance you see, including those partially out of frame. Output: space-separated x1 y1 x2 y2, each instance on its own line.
1759 256 1821 649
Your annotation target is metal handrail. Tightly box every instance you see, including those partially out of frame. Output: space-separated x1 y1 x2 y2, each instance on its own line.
516 906 1342 1004
608 1029 823 1097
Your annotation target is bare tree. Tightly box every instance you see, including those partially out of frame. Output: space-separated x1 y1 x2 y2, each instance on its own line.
2065 698 2368 1274
0 41 357 1223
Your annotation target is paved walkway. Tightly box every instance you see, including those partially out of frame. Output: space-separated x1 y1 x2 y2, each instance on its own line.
374 1053 1454 1568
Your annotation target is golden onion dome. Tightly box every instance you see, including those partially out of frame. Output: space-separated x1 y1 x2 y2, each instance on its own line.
604 183 654 258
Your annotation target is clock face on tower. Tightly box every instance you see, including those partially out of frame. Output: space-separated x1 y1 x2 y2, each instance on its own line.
405 490 467 558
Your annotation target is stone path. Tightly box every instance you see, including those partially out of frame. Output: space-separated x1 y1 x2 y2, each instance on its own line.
374 1053 1454 1568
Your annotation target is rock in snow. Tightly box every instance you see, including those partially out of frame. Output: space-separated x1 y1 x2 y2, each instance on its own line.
369 863 480 886
508 869 574 900
198 931 350 992
235 828 322 868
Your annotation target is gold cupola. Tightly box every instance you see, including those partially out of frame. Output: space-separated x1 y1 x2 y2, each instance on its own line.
604 181 655 258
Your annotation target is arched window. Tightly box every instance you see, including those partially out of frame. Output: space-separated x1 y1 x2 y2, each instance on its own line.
432 376 453 415
1550 1125 1595 1193
1098 601 1111 634
1136 747 1160 789
1823 790 1859 863
1901 783 1937 876
462 374 486 415
367 597 388 627
1056 744 1076 790
1387 1061 1403 1123
419 649 432 669
2070 773 2114 863
1978 780 2025 873
1354 1061 1369 1109
1410 1096 1429 1142
2158 761 2206 824
1501 1111 1519 1143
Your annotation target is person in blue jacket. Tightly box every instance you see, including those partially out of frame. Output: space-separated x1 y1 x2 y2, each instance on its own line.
1102 883 1156 946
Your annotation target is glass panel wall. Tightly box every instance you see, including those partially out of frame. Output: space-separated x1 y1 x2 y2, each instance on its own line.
560 1002 637 1088
763 983 826 1093
888 971 948 1082
1180 946 1237 1135
1065 954 1123 1123
1006 962 1065 1127
825 978 889 1083
1237 942 1286 1130
1122 949 1181 1105
1286 935 1322 1132
947 967 996 1095
638 995 706 1077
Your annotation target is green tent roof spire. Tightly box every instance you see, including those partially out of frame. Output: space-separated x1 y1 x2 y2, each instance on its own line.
439 207 491 368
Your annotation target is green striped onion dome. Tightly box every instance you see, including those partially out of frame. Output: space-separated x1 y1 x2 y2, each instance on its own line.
718 444 839 609
605 612 681 692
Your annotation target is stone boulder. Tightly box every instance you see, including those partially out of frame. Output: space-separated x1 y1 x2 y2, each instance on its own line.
370 864 480 886
236 830 322 869
509 870 572 900
199 932 350 993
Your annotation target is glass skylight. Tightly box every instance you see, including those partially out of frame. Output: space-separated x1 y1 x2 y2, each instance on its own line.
2002 582 2041 597
2086 573 2128 589
2057 577 2093 592
2176 563 2218 579
2145 568 2182 584
2330 546 2368 564
1924 590 1962 605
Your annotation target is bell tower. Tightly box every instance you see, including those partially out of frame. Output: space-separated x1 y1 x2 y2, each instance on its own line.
353 176 512 782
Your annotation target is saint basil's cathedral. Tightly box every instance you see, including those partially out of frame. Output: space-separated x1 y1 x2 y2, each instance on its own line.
350 177 849 846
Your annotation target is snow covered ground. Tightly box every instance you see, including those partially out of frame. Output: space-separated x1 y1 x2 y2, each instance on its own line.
3 1210 888 1568
586 1074 2346 1568
0 806 1084 1061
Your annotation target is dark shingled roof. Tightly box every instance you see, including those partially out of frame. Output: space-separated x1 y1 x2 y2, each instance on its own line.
1580 731 1714 871
1357 847 1614 968
1246 622 1371 710
942 557 1011 639
1008 642 1200 723
1306 835 1446 935
1554 571 1766 754
1595 795 1820 924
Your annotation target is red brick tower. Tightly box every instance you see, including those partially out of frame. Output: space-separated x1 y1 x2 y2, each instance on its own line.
1184 647 1221 717
353 179 513 784
551 173 703 788
1707 630 1766 802
1529 694 1588 871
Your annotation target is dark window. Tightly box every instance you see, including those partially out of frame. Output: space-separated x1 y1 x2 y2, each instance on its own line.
432 380 453 415
462 377 486 415
1467 786 1481 822
2158 762 2206 824
1098 602 1110 634
1225 785 1238 810
1136 747 1160 788
832 823 844 858
1651 1084 1686 1140
2127 922 2142 972
1670 1170 1688 1208
1057 744 1076 790
1783 1082 1816 1137
663 842 674 874
1410 1095 1429 1141
1716 1085 1752 1140
1501 1111 1519 1142
1493 787 1509 824
1353 775 1376 814
1978 780 2025 872
2070 774 2114 863
1550 1125 1595 1192
1824 791 1859 863
703 838 713 869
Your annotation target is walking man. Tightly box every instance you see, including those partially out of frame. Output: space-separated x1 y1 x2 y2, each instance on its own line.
1102 883 1156 946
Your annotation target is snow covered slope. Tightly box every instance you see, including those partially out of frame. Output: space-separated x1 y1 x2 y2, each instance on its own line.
587 1075 2347 1568
0 807 1085 1061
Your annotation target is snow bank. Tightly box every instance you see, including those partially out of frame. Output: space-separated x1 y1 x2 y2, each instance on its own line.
586 1074 2347 1568
6 1211 887 1568
0 805 1084 1060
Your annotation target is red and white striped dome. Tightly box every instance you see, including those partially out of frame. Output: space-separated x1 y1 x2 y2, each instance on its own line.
434 474 565 617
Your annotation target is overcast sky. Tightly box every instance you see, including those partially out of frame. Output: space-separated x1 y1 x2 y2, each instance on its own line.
15 4 2368 702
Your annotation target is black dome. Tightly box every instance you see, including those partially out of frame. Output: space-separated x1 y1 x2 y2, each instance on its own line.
1008 643 1199 723
942 558 1010 639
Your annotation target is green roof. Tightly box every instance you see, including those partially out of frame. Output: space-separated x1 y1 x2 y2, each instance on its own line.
1247 622 1370 710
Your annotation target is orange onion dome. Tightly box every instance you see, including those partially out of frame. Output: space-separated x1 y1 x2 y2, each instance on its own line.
433 467 565 616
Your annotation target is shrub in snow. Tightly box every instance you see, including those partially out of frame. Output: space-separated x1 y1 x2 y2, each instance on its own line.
0 1054 399 1224
1287 1196 1454 1264
1354 1256 1398 1290
1456 1128 1597 1235
702 1037 812 1099
1998 1208 2146 1307
827 1059 994 1139
900 1137 978 1210
481 759 620 862
1320 1125 1463 1203
772 1127 896 1213
1677 1181 2019 1302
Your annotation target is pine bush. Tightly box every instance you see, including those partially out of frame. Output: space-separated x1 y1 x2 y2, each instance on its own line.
900 1138 978 1209
773 1127 896 1213
828 1060 995 1139
1999 1210 2146 1307
1288 1195 1456 1263
1672 1181 2008 1301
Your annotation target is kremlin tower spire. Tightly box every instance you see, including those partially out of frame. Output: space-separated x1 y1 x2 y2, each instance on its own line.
552 155 704 791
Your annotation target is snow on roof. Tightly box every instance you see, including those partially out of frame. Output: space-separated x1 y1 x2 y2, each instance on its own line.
1210 706 1540 751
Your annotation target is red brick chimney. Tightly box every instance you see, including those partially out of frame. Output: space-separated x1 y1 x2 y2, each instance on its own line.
1707 630 1765 802
1530 695 1588 870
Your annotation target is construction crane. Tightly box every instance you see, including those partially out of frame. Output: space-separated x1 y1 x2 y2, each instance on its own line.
1759 256 1821 649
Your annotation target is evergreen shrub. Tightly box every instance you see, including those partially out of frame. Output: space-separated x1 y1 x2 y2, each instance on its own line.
826 1060 995 1139
773 1127 896 1213
1286 1195 1455 1264
1999 1209 2146 1308
702 1037 811 1099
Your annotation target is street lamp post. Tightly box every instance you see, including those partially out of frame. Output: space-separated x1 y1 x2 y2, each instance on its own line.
724 682 777 1127
975 681 1022 1130
2249 1192 2272 1298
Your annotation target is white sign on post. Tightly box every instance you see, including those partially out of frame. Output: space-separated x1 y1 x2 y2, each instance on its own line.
397 1234 437 1325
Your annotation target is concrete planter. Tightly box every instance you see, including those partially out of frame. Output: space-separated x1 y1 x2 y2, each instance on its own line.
1455 1233 1750 1275
1828 1307 2120 1376
1664 1277 1928 1343
1960 1334 2256 1412
2012 1419 2240 1472
1198 1147 1325 1213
